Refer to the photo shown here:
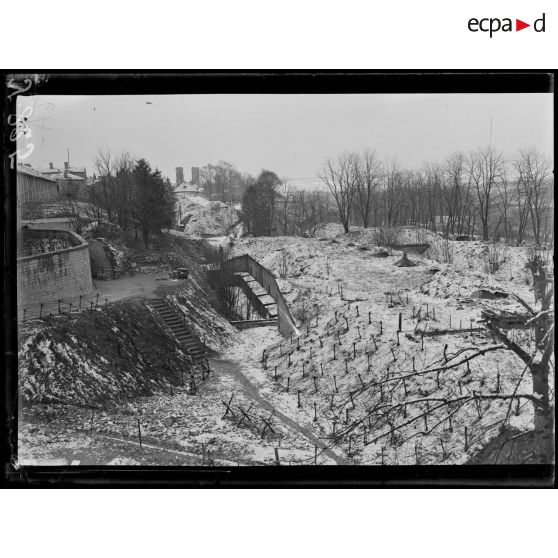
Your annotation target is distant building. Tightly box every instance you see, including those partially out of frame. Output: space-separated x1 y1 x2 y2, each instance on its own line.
176 166 184 186
39 161 87 180
16 165 60 242
37 162 87 199
191 167 200 186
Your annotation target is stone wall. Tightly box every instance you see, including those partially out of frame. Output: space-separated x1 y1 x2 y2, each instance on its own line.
17 229 94 311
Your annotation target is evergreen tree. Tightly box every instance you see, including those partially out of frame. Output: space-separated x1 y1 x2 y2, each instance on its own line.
132 159 176 247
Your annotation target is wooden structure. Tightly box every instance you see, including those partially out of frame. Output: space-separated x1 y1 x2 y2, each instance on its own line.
212 254 298 338
480 309 532 330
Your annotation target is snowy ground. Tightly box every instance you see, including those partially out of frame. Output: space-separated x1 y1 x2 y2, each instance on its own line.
18 326 339 466
17 226 552 466
221 229 551 464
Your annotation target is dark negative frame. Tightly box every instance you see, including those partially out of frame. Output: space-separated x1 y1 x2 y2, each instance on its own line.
2 71 555 487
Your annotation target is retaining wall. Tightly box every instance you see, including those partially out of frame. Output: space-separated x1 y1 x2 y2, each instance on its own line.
17 229 94 309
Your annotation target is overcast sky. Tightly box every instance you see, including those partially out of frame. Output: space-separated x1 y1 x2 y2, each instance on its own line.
18 93 553 182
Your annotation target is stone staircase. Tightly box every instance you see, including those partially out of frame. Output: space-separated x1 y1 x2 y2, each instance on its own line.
148 297 206 363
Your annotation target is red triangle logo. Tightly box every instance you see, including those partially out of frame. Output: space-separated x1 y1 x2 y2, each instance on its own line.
516 19 530 31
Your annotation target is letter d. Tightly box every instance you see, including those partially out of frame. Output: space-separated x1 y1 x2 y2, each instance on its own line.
534 13 545 32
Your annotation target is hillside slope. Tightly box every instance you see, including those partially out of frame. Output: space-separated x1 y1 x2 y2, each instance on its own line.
18 302 201 407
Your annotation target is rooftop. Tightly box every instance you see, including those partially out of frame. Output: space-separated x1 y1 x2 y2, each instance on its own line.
17 165 58 182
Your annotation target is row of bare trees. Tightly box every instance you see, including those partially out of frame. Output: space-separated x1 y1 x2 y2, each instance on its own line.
275 186 336 237
199 161 254 205
320 146 553 245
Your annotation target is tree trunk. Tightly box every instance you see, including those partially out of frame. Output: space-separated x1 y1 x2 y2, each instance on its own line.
531 362 554 463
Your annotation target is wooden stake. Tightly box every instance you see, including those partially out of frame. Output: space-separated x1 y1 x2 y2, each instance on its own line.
368 311 371 324
297 390 301 408
313 402 318 422
137 418 142 448
496 366 500 394
274 448 280 465
334 375 338 393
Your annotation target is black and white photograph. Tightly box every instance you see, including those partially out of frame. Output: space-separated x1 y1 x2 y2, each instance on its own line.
4 73 554 480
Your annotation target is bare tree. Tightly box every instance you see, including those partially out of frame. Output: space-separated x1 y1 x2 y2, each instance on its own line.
422 163 443 231
515 147 553 246
492 169 514 242
277 179 295 235
319 153 358 233
354 149 383 228
442 152 473 237
467 146 506 241
484 254 554 462
292 190 329 237
383 161 405 227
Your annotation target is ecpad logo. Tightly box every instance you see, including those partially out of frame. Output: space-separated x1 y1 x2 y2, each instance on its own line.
468 13 546 37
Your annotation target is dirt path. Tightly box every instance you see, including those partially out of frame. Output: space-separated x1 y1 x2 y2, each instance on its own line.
93 273 188 303
205 357 350 465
